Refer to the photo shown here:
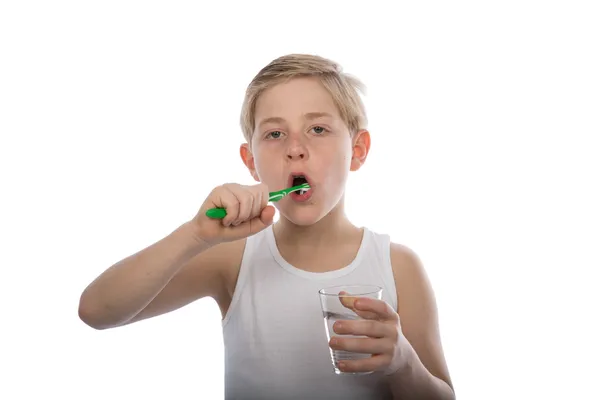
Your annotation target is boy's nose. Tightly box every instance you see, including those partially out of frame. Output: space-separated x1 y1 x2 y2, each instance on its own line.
286 148 305 160
286 140 307 160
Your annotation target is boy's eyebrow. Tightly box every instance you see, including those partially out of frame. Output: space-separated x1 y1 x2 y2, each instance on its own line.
257 116 286 128
257 112 334 128
303 112 334 120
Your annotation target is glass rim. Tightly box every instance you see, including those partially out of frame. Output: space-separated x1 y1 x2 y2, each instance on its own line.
318 284 382 297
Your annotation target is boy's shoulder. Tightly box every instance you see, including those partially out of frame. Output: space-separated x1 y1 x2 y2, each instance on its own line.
389 241 423 276
363 226 429 298
365 227 424 278
387 240 440 340
388 239 432 291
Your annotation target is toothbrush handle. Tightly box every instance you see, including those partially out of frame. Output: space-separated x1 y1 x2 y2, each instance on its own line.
205 208 228 219
204 183 308 219
205 198 273 220
205 193 277 220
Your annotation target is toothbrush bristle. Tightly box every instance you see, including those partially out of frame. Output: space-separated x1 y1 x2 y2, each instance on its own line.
294 183 310 195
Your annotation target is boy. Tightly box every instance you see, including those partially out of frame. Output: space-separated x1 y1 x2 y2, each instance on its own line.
79 54 455 399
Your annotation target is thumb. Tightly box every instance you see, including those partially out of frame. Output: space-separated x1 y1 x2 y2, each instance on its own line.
338 291 358 310
338 290 378 320
259 205 276 226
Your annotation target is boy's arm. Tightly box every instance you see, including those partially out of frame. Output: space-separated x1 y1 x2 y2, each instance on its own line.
387 243 455 399
78 222 242 330
78 182 273 330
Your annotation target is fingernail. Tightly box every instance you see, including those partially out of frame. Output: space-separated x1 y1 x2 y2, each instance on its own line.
334 321 343 331
338 362 347 370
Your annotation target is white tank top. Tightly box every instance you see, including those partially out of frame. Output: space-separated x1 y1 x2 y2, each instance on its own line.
222 225 398 400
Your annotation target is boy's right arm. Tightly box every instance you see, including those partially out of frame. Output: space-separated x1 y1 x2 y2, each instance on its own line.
78 183 275 330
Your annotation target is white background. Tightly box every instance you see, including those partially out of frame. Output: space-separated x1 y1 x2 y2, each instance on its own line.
1 1 599 399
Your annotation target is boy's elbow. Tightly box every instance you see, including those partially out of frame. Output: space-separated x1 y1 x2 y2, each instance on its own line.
78 300 102 330
78 294 114 330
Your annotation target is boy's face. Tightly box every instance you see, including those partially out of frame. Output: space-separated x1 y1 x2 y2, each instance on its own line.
240 77 370 226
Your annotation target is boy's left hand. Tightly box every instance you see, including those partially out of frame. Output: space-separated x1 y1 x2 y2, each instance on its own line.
328 295 412 375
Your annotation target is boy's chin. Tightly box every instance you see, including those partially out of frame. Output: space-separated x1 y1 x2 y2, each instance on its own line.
277 208 327 227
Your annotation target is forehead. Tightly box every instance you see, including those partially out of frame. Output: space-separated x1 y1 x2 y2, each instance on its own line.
254 77 340 121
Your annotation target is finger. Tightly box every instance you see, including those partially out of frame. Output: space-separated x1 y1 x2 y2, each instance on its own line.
250 186 264 220
338 354 390 374
354 298 399 322
218 187 240 227
329 336 392 355
233 190 253 226
232 205 275 236
256 183 270 208
353 308 380 321
338 292 379 320
332 319 388 338
259 205 276 226
338 291 360 310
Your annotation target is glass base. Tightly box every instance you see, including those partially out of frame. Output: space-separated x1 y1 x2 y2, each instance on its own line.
333 368 374 376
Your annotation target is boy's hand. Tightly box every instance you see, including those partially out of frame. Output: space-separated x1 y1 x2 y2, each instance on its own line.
190 183 276 246
329 295 413 375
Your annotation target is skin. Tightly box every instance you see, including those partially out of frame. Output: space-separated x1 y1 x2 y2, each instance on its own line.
78 75 455 399
240 77 370 255
238 77 455 398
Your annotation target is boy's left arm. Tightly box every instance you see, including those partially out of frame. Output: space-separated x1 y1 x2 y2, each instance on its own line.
328 243 455 399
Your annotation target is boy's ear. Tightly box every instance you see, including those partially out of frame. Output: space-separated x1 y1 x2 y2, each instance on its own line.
350 129 371 171
240 143 260 182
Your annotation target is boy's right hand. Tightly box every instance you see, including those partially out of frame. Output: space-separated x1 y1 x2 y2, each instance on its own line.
190 183 276 246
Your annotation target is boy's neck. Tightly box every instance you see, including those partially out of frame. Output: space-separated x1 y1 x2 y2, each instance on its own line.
273 200 360 249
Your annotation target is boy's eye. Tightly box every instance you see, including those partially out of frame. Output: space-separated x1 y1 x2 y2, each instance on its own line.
267 131 282 139
311 126 326 134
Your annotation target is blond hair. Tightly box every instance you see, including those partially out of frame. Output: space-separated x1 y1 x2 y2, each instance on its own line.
240 54 368 142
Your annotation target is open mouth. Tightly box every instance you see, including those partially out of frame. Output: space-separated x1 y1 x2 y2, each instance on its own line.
289 173 311 195
292 176 309 194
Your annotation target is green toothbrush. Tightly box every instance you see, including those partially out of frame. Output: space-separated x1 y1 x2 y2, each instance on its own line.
205 183 311 219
